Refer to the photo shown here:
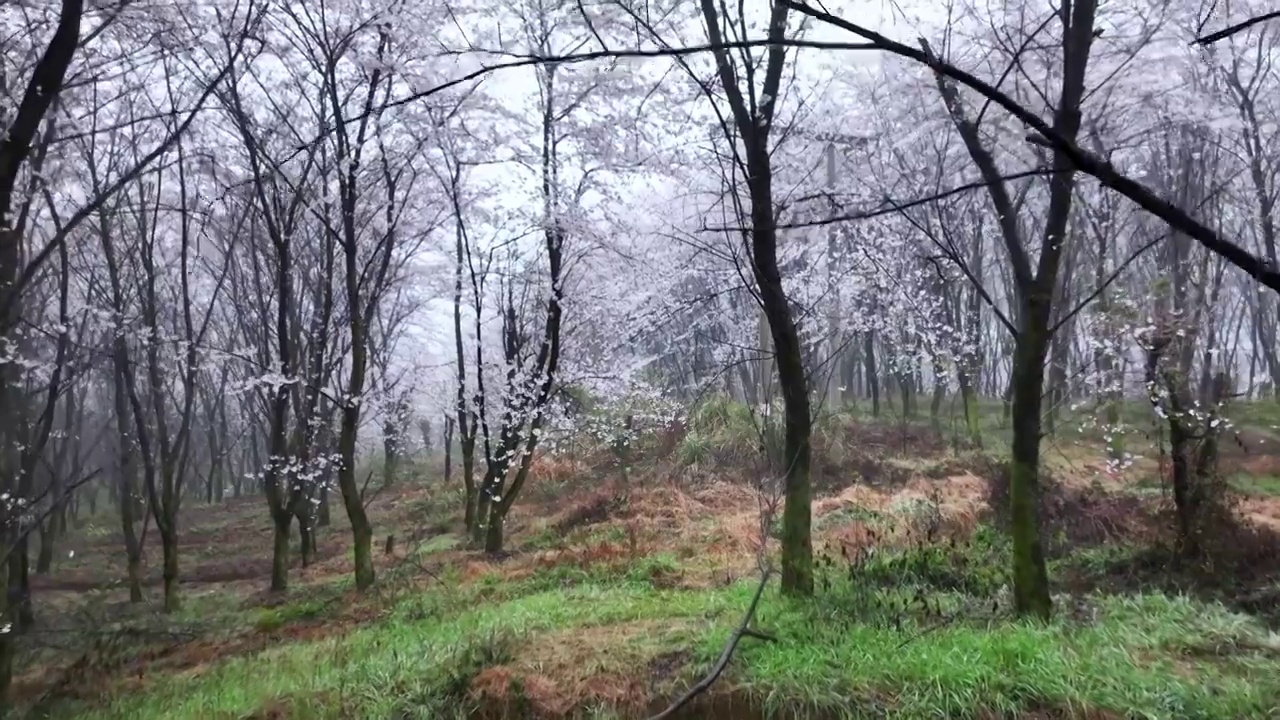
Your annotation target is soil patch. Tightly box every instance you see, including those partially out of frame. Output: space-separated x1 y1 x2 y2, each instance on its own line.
465 678 1115 719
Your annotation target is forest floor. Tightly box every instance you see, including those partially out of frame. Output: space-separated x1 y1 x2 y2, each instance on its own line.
12 410 1280 719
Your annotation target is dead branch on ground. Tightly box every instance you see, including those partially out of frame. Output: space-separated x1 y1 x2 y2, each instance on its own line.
647 567 775 720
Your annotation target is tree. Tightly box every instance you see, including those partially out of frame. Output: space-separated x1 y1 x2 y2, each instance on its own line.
220 59 321 592
696 0 813 595
0 0 255 695
435 135 481 530
0 1 83 699
782 1 1280 295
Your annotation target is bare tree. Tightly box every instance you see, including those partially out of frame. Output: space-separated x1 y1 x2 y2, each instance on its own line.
696 0 814 595
221 67 322 592
0 1 83 699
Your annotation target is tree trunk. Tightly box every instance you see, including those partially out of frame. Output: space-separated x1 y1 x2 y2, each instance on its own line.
484 505 505 554
1001 376 1014 427
36 519 55 574
118 471 144 603
383 426 398 488
443 418 454 486
318 482 331 528
472 473 493 545
1168 416 1197 552
271 515 291 592
864 331 880 417
298 521 313 567
161 532 180 612
841 346 858 408
929 360 945 435
757 305 772 406
7 541 33 631
958 369 981 447
1008 301 1053 620
295 505 313 566
1045 315 1072 434
896 371 914 419
338 411 375 590
746 150 813 598
462 434 477 531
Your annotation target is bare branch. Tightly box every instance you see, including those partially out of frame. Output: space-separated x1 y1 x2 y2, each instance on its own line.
647 568 775 720
1194 10 1280 46
782 0 1280 295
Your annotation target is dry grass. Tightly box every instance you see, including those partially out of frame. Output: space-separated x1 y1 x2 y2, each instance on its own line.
469 619 703 717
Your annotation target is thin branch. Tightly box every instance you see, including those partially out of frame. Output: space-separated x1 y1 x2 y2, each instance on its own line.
295 38 875 155
770 167 1061 230
1050 235 1160 334
0 468 102 565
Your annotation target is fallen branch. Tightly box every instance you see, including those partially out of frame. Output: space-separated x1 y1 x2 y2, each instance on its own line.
647 568 775 720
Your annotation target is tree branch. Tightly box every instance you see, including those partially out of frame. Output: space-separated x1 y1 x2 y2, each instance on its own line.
1194 11 1280 46
781 0 1280 295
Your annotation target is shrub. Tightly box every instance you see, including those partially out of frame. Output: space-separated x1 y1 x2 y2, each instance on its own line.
678 394 785 470
984 459 1159 555
677 431 711 466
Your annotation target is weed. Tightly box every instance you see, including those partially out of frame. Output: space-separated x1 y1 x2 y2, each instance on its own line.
524 524 562 550
389 627 522 717
625 553 681 588
676 431 710 466
254 598 329 632
814 516 1009 630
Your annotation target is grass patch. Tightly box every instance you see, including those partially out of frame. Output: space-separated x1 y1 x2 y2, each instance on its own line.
1231 473 1280 497
53 570 1280 719
31 397 1280 720
732 591 1280 719
416 532 463 555
60 582 739 720
254 597 330 632
813 505 885 533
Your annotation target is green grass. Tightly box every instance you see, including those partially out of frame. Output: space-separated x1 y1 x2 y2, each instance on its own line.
1133 472 1280 498
254 597 331 632
672 394 1280 476
1231 473 1280 497
1230 400 1280 430
736 592 1280 719
822 395 1280 452
62 581 740 720
55 565 1280 720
